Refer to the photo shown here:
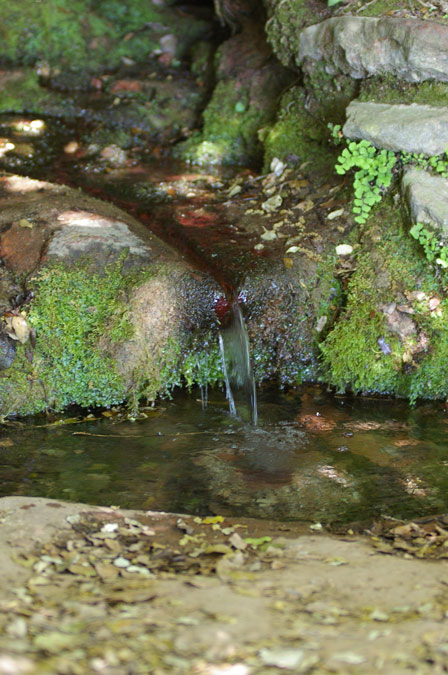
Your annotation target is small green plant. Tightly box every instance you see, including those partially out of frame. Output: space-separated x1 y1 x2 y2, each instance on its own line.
334 139 397 224
409 222 448 267
330 127 448 225
401 151 448 177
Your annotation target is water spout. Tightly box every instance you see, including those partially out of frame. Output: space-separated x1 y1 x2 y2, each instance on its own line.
219 300 257 425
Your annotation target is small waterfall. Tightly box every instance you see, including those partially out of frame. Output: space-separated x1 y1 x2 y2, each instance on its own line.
218 300 258 425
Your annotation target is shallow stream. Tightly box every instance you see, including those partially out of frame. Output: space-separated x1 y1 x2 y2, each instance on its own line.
2 386 448 527
1 114 448 528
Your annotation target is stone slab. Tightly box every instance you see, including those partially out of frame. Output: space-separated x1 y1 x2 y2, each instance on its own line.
298 17 448 82
343 101 448 155
402 166 448 235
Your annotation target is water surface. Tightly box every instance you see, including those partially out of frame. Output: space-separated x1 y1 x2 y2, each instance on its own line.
2 386 448 527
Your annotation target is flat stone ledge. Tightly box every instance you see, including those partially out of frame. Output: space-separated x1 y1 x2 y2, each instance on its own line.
298 17 448 82
343 101 448 155
402 167 448 236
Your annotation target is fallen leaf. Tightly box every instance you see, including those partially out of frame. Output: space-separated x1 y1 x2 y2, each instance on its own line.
261 194 282 212
327 208 344 220
17 218 33 228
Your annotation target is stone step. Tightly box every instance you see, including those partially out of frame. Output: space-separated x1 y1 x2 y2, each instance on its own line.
298 17 448 82
343 101 448 155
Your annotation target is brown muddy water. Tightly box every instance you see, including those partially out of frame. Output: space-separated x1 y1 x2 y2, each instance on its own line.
2 115 448 528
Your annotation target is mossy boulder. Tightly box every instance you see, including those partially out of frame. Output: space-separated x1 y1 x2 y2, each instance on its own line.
320 197 448 402
0 0 212 73
0 174 222 417
262 85 341 173
176 24 290 166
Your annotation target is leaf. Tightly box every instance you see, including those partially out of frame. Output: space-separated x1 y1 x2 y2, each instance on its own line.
34 631 83 653
17 218 33 228
244 536 272 548
5 314 31 343
261 194 282 213
259 648 305 668
202 515 225 524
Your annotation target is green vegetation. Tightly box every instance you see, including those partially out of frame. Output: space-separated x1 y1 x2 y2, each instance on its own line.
177 79 276 166
333 135 396 224
320 198 448 402
332 131 448 224
409 223 448 268
359 76 448 107
0 0 209 72
263 0 327 68
26 261 132 410
263 87 336 172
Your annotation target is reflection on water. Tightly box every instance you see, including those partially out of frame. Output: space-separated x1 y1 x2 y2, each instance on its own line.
2 386 448 526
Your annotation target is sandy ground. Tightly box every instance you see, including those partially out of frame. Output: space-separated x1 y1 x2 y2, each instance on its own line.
0 496 447 674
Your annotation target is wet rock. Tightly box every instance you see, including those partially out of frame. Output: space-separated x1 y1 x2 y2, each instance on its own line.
0 329 16 370
0 173 221 416
0 65 207 147
343 101 448 155
402 167 448 236
298 17 448 82
0 219 48 275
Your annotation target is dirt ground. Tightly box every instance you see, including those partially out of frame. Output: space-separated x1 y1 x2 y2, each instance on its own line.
0 496 447 674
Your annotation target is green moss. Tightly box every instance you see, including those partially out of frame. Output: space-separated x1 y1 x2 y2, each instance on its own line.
320 199 444 398
0 0 209 72
24 261 134 411
132 332 223 406
359 76 448 107
263 86 336 172
0 71 60 116
320 269 402 393
176 80 272 166
264 0 328 68
354 0 448 20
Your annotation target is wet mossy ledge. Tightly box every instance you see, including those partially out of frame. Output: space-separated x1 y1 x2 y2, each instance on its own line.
0 259 224 418
320 199 448 402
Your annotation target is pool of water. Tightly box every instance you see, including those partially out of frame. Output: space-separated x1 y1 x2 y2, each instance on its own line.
2 385 448 526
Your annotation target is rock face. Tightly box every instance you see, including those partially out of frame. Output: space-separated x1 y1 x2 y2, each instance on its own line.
343 101 448 155
0 174 221 416
402 167 448 236
298 17 448 82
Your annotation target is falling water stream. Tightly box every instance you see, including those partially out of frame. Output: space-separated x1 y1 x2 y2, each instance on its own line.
218 300 258 425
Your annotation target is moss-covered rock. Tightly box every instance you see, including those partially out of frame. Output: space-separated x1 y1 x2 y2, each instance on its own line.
0 0 211 73
262 86 339 173
0 64 207 147
0 174 222 417
320 197 448 401
263 0 330 69
176 25 290 166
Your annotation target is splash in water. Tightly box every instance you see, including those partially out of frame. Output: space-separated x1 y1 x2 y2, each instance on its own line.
219 299 257 424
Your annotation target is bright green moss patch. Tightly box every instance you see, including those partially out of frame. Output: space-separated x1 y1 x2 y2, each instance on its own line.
320 199 447 399
26 261 134 410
